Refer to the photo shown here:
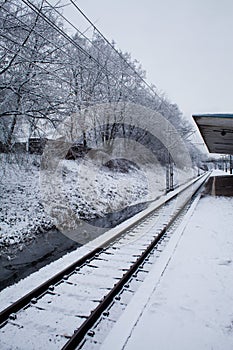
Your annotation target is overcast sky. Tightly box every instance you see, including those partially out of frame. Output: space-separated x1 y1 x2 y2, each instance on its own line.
60 0 233 125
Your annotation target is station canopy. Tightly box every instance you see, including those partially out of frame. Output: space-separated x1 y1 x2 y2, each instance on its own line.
193 114 233 155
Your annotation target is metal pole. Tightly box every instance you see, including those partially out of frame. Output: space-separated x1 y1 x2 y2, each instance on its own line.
166 152 174 192
170 160 174 191
166 159 170 192
230 155 233 175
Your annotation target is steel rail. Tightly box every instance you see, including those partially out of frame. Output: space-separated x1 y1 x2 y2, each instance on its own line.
0 247 102 326
61 173 209 349
94 172 209 249
0 172 210 344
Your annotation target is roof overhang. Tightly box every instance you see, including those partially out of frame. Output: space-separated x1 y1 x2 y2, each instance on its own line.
193 114 233 155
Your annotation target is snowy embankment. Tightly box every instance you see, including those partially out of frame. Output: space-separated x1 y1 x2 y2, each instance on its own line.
0 153 194 249
0 155 52 248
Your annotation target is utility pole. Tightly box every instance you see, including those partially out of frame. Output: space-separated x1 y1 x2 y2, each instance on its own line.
226 155 228 172
166 152 174 192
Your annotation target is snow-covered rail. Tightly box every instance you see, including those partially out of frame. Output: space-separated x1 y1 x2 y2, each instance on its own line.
0 173 210 350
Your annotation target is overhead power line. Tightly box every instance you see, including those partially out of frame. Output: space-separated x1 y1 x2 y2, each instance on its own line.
0 6 113 79
44 0 144 85
69 0 164 102
20 0 140 98
2 0 176 117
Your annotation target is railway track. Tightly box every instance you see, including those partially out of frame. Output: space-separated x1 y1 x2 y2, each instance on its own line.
0 173 210 350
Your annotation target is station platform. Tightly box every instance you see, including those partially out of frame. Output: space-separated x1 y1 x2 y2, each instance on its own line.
100 172 233 350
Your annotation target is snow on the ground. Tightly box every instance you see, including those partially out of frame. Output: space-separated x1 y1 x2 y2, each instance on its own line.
0 154 52 248
0 169 201 311
101 195 233 350
58 158 150 218
0 154 149 248
1 152 194 248
211 168 232 176
0 243 91 310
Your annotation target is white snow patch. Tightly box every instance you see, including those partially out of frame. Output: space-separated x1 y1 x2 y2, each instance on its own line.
101 195 233 350
0 173 206 311
211 169 232 177
1 153 194 248
0 154 52 248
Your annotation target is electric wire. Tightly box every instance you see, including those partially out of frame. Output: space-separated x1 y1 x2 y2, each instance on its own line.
0 7 127 99
69 1 164 102
2 0 184 120
1 0 161 106
44 0 143 85
20 0 137 97
0 6 112 78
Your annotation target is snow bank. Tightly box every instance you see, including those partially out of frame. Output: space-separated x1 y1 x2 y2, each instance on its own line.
0 154 52 248
1 153 195 249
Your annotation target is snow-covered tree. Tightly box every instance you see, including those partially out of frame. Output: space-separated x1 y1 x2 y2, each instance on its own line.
0 0 68 150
